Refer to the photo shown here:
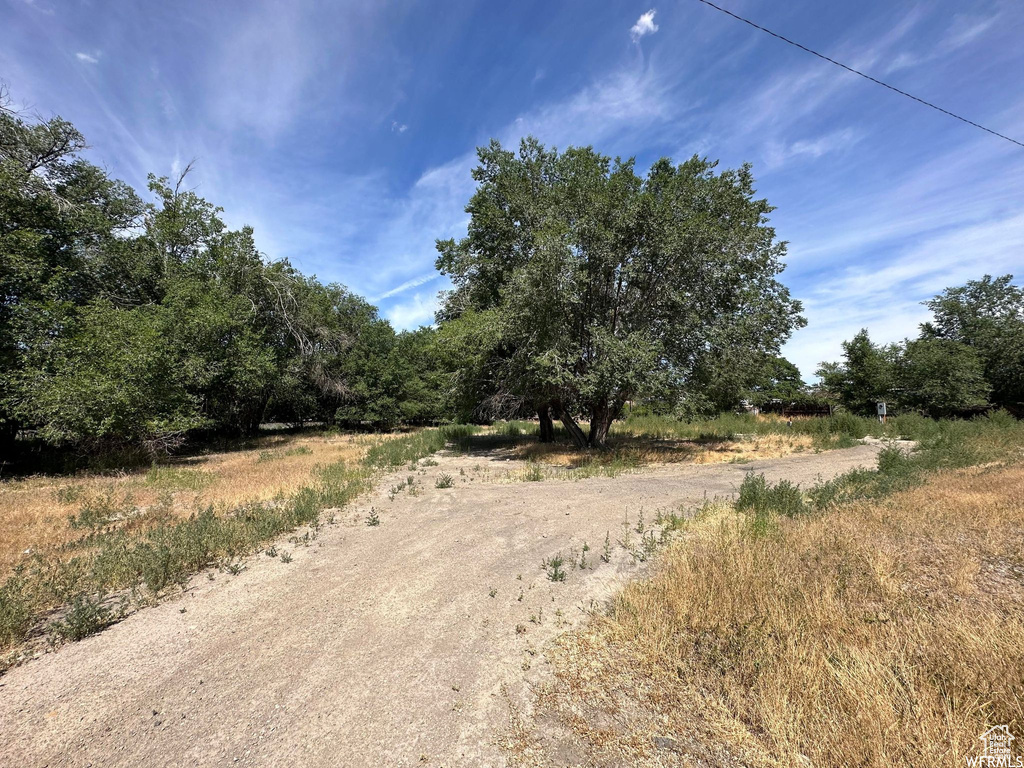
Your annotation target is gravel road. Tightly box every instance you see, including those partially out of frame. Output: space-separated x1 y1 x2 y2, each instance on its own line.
0 442 884 767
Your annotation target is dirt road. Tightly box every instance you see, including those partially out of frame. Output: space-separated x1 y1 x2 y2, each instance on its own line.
0 443 884 767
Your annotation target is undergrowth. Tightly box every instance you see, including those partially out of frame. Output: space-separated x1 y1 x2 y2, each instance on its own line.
734 411 1024 533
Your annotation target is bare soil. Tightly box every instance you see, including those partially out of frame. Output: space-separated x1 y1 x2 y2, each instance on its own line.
0 442 885 767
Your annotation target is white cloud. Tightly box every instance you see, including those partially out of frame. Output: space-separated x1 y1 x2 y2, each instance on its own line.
785 207 1024 379
886 12 999 74
20 0 54 15
75 52 99 64
630 9 658 42
942 14 998 50
349 55 680 299
374 272 439 301
385 291 442 330
391 120 408 133
763 128 862 170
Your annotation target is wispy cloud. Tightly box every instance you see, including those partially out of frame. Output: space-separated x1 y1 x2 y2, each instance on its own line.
886 12 999 73
385 291 442 329
763 127 862 170
374 272 439 301
5 0 1021 378
20 0 54 15
630 9 658 42
785 208 1024 377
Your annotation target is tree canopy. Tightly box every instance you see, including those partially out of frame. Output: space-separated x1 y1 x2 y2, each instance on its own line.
436 138 805 447
818 274 1020 417
0 96 448 461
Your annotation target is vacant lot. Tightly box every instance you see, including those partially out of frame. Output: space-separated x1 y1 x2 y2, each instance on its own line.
2 413 1018 767
507 464 1024 768
0 440 886 767
0 431 375 575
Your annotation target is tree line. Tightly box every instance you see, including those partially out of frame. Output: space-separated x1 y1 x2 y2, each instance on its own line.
817 274 1024 418
4 88 1016 463
0 96 446 462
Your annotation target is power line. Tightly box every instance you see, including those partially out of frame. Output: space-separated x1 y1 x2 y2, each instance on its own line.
694 0 1024 150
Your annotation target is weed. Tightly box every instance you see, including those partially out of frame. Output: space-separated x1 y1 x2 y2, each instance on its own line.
49 593 118 643
602 532 612 563
280 551 293 564
435 472 455 489
620 512 633 551
144 466 214 491
524 463 544 482
54 485 84 505
489 587 498 598
736 473 808 532
543 554 567 583
68 492 136 531
0 574 32 646
366 508 381 527
363 425 480 469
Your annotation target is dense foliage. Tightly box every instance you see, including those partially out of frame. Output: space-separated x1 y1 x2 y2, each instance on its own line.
435 138 805 447
818 274 1021 417
0 99 446 461
5 88 1014 460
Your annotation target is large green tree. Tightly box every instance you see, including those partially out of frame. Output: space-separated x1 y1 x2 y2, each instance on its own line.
816 330 899 416
2 92 428 459
436 138 804 448
897 337 989 416
921 274 1024 411
1 98 146 452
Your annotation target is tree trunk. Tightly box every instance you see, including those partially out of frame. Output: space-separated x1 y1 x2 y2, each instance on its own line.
588 403 613 449
556 403 588 449
588 398 624 449
538 404 554 443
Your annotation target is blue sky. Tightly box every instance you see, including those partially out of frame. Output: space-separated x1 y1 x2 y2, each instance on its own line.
3 0 1023 378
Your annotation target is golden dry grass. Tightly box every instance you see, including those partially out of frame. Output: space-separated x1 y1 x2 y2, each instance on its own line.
510 432 816 468
510 464 1024 767
0 431 373 575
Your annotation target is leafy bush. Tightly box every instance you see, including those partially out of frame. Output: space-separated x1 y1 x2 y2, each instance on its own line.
49 593 117 643
737 473 808 521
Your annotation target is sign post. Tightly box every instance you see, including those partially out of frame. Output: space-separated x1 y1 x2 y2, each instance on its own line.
876 401 887 424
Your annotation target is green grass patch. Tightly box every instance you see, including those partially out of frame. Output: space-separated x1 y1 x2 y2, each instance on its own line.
734 411 1024 535
363 424 479 468
144 466 215 491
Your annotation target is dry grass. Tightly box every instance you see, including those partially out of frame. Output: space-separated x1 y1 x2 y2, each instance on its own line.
510 464 1024 767
0 431 372 575
510 433 816 468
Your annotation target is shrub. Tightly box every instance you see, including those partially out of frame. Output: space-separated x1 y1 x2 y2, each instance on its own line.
49 593 116 643
0 574 32 647
736 473 808 524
